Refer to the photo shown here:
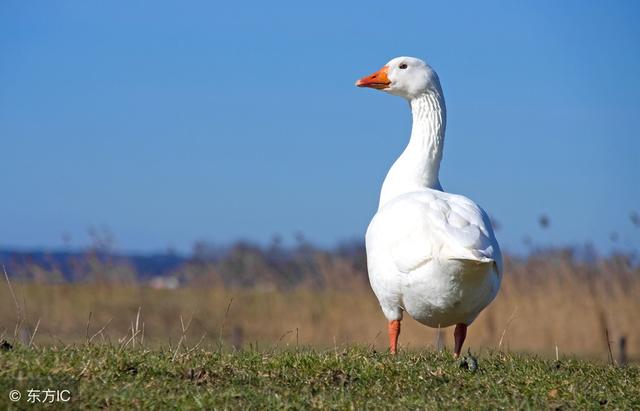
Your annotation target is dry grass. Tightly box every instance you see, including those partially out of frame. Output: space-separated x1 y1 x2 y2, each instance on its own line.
0 250 638 362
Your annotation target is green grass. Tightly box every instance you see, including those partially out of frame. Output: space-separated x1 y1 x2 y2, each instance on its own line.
1 343 638 410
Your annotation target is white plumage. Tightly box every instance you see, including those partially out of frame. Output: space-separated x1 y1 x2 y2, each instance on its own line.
367 189 501 327
356 56 502 356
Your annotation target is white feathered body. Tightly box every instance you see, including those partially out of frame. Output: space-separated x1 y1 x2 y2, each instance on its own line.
366 189 502 327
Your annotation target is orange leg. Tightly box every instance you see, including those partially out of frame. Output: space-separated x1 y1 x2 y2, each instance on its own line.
453 323 467 358
388 320 401 354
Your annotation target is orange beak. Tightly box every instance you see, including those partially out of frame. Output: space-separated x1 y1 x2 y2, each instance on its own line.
355 66 390 89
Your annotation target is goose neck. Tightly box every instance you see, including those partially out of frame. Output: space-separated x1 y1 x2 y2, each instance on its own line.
378 91 447 208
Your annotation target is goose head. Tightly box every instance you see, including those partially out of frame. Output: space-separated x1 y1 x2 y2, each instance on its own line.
356 56 442 100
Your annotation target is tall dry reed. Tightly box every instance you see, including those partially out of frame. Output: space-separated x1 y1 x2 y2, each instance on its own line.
0 247 637 361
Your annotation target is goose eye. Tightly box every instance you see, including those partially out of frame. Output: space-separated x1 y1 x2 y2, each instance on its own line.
399 63 408 69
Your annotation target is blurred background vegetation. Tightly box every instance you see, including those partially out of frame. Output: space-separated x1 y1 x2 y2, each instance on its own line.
1 217 638 363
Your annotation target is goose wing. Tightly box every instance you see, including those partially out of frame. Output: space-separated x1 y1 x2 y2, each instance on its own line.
369 190 502 274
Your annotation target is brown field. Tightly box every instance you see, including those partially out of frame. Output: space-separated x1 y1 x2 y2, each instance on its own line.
1 248 638 362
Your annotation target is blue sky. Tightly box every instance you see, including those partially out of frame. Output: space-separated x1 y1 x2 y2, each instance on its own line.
1 1 639 254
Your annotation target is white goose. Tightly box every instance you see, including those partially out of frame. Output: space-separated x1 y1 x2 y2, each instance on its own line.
356 57 502 357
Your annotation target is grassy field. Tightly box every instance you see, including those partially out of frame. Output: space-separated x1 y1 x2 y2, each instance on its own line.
1 343 638 409
1 248 638 408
